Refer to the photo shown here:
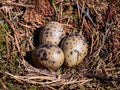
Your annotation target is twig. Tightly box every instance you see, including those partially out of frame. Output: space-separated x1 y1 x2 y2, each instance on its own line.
5 36 10 61
52 2 58 16
4 72 23 84
22 59 59 77
0 1 34 8
83 73 120 82
62 23 73 28
85 8 96 27
60 1 63 23
51 78 92 86
45 85 57 90
105 67 120 71
4 71 60 85
80 13 86 32
0 10 23 57
18 22 35 29
92 23 112 57
18 76 57 81
90 34 94 54
58 84 66 90
0 79 8 90
62 79 92 85
4 71 92 87
72 0 96 27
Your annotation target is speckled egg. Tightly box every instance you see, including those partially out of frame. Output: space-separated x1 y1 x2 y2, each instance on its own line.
61 33 88 67
32 42 64 70
39 21 66 45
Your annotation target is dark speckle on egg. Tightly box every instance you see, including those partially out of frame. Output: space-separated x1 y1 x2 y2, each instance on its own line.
54 26 57 28
48 60 55 65
41 44 49 48
65 42 68 45
77 34 82 38
74 49 78 53
73 38 75 41
38 49 44 56
40 51 48 60
62 33 65 37
74 33 79 36
57 50 61 54
45 28 50 30
79 53 82 57
41 44 53 49
55 42 57 44
70 51 73 55
51 61 55 64
45 32 49 34
82 50 84 52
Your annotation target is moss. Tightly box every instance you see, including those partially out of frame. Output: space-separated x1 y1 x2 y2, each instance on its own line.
0 22 9 68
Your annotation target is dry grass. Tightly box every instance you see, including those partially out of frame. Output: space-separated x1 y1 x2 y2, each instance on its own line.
0 0 120 89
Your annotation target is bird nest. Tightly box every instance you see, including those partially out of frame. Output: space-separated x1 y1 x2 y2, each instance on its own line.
0 0 120 89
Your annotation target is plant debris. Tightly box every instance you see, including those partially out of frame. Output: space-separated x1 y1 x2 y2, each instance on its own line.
0 0 120 89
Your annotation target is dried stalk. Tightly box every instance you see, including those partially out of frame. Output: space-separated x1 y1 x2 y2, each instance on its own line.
0 1 34 8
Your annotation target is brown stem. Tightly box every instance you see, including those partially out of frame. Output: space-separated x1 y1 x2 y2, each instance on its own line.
83 73 120 82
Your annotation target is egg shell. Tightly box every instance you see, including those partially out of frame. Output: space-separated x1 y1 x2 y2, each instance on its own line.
32 42 64 70
39 21 66 45
61 33 88 67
